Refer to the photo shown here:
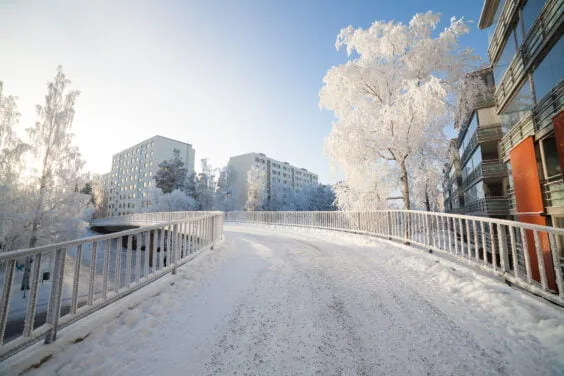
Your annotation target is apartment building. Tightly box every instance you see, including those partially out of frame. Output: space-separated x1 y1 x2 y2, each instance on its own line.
479 0 563 290
227 152 319 210
442 139 464 214
107 135 195 216
456 67 509 218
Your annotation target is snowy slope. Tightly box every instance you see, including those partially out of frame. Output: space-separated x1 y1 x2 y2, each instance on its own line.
5 224 563 376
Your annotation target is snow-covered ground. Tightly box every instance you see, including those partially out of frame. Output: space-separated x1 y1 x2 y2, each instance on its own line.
4 223 563 376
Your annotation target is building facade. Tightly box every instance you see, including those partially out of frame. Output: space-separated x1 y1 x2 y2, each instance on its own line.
456 68 509 218
479 0 563 290
107 135 195 216
442 139 465 214
227 152 319 210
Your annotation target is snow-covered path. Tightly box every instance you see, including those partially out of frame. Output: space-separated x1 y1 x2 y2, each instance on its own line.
14 224 564 376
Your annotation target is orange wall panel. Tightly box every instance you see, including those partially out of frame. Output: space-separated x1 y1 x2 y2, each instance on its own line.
510 137 557 291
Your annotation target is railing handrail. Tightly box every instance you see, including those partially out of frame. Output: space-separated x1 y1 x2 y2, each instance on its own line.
0 212 223 261
0 211 225 360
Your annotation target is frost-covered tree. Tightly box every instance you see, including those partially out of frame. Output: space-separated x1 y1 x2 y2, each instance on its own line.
214 166 238 211
144 188 197 212
0 82 29 252
320 12 483 209
26 66 85 249
245 166 266 211
154 149 187 194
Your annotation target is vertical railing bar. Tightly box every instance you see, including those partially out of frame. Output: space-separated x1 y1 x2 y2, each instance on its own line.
533 230 548 290
135 232 141 283
102 239 111 300
549 233 563 297
498 224 509 273
480 221 487 266
472 220 479 262
489 222 497 271
509 226 519 279
160 228 165 268
465 219 471 259
23 253 42 337
126 235 133 286
44 248 66 344
0 259 16 346
152 229 158 272
114 238 122 292
71 245 82 314
87 242 98 306
520 227 532 284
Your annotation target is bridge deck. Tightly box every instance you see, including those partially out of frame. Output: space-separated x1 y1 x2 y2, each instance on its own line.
8 224 564 375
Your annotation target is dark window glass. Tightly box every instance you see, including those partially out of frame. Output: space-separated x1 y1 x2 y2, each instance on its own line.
501 79 534 132
493 30 517 84
543 137 561 178
532 38 564 101
522 0 545 35
459 113 478 158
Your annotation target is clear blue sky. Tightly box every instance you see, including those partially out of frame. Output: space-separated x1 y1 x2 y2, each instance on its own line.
0 0 488 184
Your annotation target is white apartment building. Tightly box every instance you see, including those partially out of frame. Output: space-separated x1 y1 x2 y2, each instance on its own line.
107 135 195 216
228 152 319 210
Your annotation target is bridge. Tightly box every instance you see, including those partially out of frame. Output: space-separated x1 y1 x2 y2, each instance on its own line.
0 211 563 375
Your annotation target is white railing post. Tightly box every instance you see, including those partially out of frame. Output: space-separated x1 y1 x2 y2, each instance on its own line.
45 248 66 344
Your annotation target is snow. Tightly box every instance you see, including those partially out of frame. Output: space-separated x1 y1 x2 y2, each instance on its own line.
3 224 563 376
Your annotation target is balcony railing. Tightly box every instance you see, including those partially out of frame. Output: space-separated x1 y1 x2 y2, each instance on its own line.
544 174 564 208
500 111 535 158
488 0 520 63
465 197 510 215
463 160 507 187
534 80 564 134
495 0 563 111
460 125 504 165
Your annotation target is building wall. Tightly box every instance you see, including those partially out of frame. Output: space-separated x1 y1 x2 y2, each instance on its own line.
107 135 195 216
227 152 319 210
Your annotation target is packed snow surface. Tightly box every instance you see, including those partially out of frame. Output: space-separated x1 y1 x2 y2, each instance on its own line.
12 224 564 376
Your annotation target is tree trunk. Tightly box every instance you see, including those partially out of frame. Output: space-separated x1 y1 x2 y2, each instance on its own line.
399 159 410 210
399 159 410 244
424 180 431 212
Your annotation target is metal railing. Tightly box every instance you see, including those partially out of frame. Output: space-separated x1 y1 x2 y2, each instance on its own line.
91 211 217 227
462 160 507 187
544 174 564 208
0 212 224 360
465 197 510 215
494 0 562 111
225 211 564 306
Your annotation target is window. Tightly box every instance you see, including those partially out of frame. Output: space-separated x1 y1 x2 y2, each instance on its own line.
459 112 478 158
464 181 485 204
543 137 561 178
522 0 545 35
501 79 534 132
532 38 564 102
462 146 483 180
493 29 517 84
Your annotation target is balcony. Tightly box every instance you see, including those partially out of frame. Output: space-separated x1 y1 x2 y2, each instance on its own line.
495 0 563 111
500 111 535 159
465 197 510 216
460 125 504 165
534 80 564 135
488 0 520 63
544 174 564 211
463 160 507 187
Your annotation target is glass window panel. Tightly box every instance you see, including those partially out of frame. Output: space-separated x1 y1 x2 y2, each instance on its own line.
532 38 564 102
543 137 562 178
501 79 534 132
522 0 545 35
493 30 517 84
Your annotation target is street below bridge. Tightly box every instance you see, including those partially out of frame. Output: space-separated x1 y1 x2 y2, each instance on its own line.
12 224 564 376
